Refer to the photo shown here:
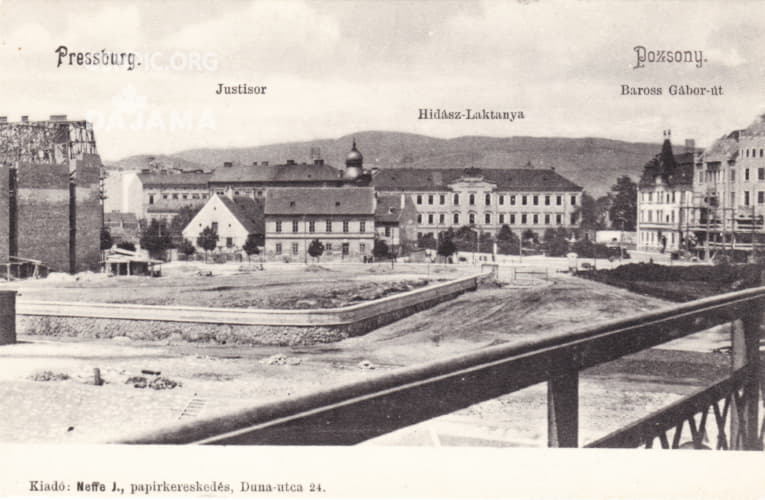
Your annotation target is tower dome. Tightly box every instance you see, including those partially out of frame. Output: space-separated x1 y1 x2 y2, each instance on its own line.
344 139 363 179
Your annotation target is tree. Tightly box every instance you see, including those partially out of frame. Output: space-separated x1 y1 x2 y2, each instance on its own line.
437 237 456 258
169 205 200 245
140 219 173 259
100 226 113 251
307 239 325 260
543 227 571 257
178 238 196 258
609 175 637 231
417 233 437 250
196 225 219 261
495 225 520 255
373 239 390 259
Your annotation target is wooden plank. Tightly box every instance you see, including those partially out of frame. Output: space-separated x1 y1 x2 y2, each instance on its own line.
547 364 578 448
730 308 762 450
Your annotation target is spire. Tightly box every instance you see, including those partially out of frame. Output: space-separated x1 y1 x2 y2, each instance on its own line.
352 138 357 151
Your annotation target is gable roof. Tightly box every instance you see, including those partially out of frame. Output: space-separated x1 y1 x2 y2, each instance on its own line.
639 139 695 188
264 187 375 215
210 163 344 184
219 196 265 234
371 167 582 192
375 194 417 223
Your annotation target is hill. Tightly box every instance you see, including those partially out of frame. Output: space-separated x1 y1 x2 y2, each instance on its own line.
116 131 692 196
105 154 207 173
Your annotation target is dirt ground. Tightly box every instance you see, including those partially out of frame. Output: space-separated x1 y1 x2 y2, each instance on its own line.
0 269 745 446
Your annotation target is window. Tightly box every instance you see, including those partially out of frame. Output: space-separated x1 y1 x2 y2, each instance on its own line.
746 169 750 181
342 243 349 256
439 213 445 224
556 195 562 206
326 243 332 251
384 226 391 237
556 214 562 225
499 214 505 224
417 214 423 224
570 195 577 206
570 213 577 225
211 222 218 233
544 214 550 224
326 220 332 232
453 213 459 224
428 214 434 224
292 220 299 232
428 194 434 205
759 192 764 204
360 221 366 232
275 243 282 255
522 195 528 205
149 195 154 205
360 243 366 253
533 214 539 224
163 194 169 200
510 195 516 205
308 221 315 233
544 195 550 206
745 191 751 206
533 195 539 206
172 193 179 200
292 243 299 255
521 214 527 224
731 169 736 182
499 195 505 205
469 194 475 205
485 194 491 205
439 194 445 205
275 221 282 233
416 194 423 205
485 213 491 224
343 221 349 233
759 168 764 181
731 192 736 205
469 213 475 224
510 213 516 224
453 194 459 205
225 237 233 248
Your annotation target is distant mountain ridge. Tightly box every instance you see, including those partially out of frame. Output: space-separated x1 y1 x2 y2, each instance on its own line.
110 131 692 196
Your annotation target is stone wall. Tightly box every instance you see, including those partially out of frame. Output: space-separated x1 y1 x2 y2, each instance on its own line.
73 154 102 272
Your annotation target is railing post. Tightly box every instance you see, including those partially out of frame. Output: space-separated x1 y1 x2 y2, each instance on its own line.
547 358 579 448
730 304 762 450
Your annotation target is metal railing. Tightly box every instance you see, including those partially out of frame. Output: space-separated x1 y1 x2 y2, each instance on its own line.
116 285 764 448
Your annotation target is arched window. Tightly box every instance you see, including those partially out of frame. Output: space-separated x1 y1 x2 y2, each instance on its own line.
484 212 491 224
453 213 459 224
469 193 475 205
469 213 476 224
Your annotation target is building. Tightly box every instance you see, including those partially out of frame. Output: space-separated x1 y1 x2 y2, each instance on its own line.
636 134 696 253
372 166 583 239
182 194 264 252
0 115 102 273
104 211 140 244
374 194 418 255
263 187 375 261
139 171 211 222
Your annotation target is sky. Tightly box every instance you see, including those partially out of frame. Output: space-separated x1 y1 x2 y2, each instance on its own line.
1 0 765 161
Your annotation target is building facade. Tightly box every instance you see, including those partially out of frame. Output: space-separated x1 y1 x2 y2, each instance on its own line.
374 194 418 255
372 166 582 239
139 171 211 222
263 187 375 261
182 194 264 253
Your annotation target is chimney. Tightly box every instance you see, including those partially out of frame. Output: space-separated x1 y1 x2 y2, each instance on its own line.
20 115 29 123
223 161 233 168
286 159 295 165
685 139 695 153
50 114 67 122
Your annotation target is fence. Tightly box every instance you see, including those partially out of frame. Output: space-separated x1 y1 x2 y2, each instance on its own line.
116 285 764 448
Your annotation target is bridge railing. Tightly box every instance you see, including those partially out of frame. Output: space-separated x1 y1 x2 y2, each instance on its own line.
116 285 764 448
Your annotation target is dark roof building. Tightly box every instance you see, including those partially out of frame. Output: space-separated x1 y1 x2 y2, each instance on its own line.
264 187 375 215
209 161 344 185
639 138 695 188
219 196 265 234
137 172 211 187
372 167 582 192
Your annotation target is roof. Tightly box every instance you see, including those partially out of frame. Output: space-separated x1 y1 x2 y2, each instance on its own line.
219 196 264 234
371 167 582 192
264 187 375 215
210 163 343 184
703 133 739 164
375 194 416 223
639 139 695 188
137 172 211 187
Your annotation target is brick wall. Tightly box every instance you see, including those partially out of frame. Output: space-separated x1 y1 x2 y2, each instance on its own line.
16 163 70 271
0 166 10 263
73 154 102 272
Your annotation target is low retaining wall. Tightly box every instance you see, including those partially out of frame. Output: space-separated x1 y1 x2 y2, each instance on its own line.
17 273 487 346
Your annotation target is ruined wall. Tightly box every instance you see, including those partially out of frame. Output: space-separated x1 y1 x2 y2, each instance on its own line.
0 166 10 263
16 163 70 271
73 154 102 272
